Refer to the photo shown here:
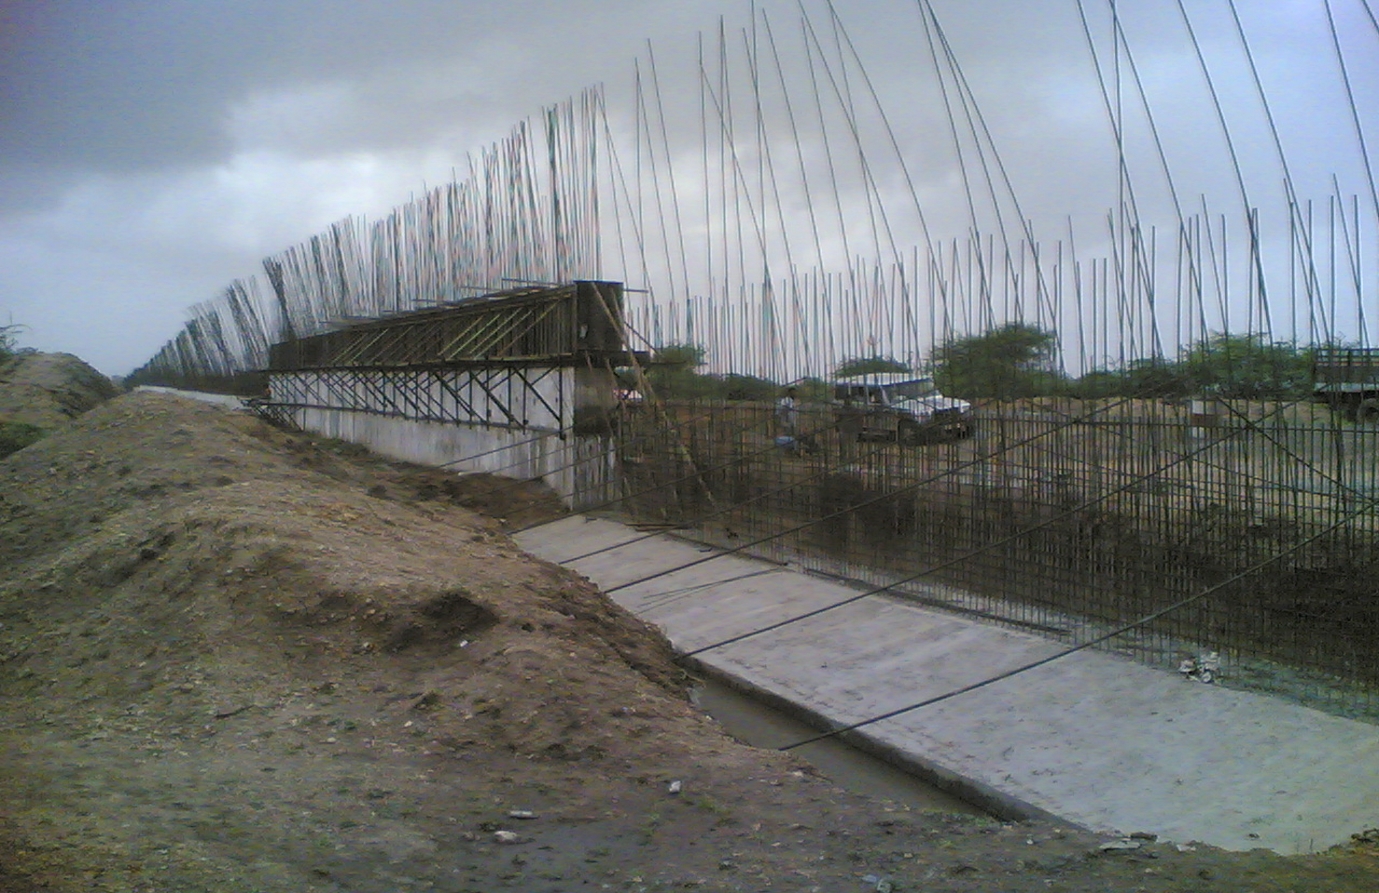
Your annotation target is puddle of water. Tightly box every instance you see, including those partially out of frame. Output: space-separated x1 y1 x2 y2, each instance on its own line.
692 678 987 816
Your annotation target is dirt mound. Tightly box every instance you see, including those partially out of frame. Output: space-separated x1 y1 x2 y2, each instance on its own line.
0 351 120 458
1 393 685 757
0 351 119 428
2 390 1376 892
0 392 772 889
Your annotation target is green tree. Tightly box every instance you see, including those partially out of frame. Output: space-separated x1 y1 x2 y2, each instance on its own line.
1122 358 1192 398
0 323 23 364
932 323 1061 398
1070 359 1192 399
1068 368 1124 400
1181 333 1311 398
651 343 707 368
639 342 703 399
789 376 833 402
716 373 779 401
834 355 911 378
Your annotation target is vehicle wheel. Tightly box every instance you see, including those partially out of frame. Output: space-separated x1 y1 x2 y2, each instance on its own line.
897 421 923 446
1356 399 1379 424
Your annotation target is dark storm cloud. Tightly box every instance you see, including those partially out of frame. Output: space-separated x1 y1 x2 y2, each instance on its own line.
0 0 708 210
0 0 1373 373
0 0 729 370
1 1 515 168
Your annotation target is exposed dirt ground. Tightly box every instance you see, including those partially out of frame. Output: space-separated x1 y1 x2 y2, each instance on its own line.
0 352 120 430
0 352 121 459
2 390 1378 892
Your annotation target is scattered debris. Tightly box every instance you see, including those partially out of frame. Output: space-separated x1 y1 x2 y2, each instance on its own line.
410 690 442 711
1178 651 1221 683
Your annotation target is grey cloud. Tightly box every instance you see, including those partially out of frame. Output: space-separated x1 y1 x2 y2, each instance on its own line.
0 0 711 215
1 1 706 167
0 0 1373 374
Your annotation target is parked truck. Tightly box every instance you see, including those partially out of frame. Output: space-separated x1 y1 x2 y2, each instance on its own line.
1313 347 1379 423
832 373 973 444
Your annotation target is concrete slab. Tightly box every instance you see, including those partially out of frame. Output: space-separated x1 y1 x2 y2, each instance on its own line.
136 386 246 408
517 514 1379 854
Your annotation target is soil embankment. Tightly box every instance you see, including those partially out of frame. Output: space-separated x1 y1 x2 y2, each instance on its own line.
0 351 120 456
1 386 1377 891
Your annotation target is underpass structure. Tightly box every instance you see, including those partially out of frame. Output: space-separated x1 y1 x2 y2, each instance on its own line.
261 280 637 506
122 0 1379 851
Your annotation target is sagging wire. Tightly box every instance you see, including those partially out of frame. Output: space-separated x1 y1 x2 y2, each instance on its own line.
675 397 1322 661
588 390 1177 595
641 566 783 612
778 494 1376 751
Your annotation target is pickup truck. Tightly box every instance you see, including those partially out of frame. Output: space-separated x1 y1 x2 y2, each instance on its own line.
1313 347 1379 423
833 373 973 444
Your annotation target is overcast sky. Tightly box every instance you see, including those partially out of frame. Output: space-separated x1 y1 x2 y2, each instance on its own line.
2 0 1376 374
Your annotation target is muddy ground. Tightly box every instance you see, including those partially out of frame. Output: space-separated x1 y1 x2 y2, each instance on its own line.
2 390 1378 892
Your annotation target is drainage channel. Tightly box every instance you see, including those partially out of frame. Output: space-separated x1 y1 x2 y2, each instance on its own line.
691 677 988 817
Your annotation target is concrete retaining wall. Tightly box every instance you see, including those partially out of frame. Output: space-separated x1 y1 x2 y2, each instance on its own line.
291 406 614 508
